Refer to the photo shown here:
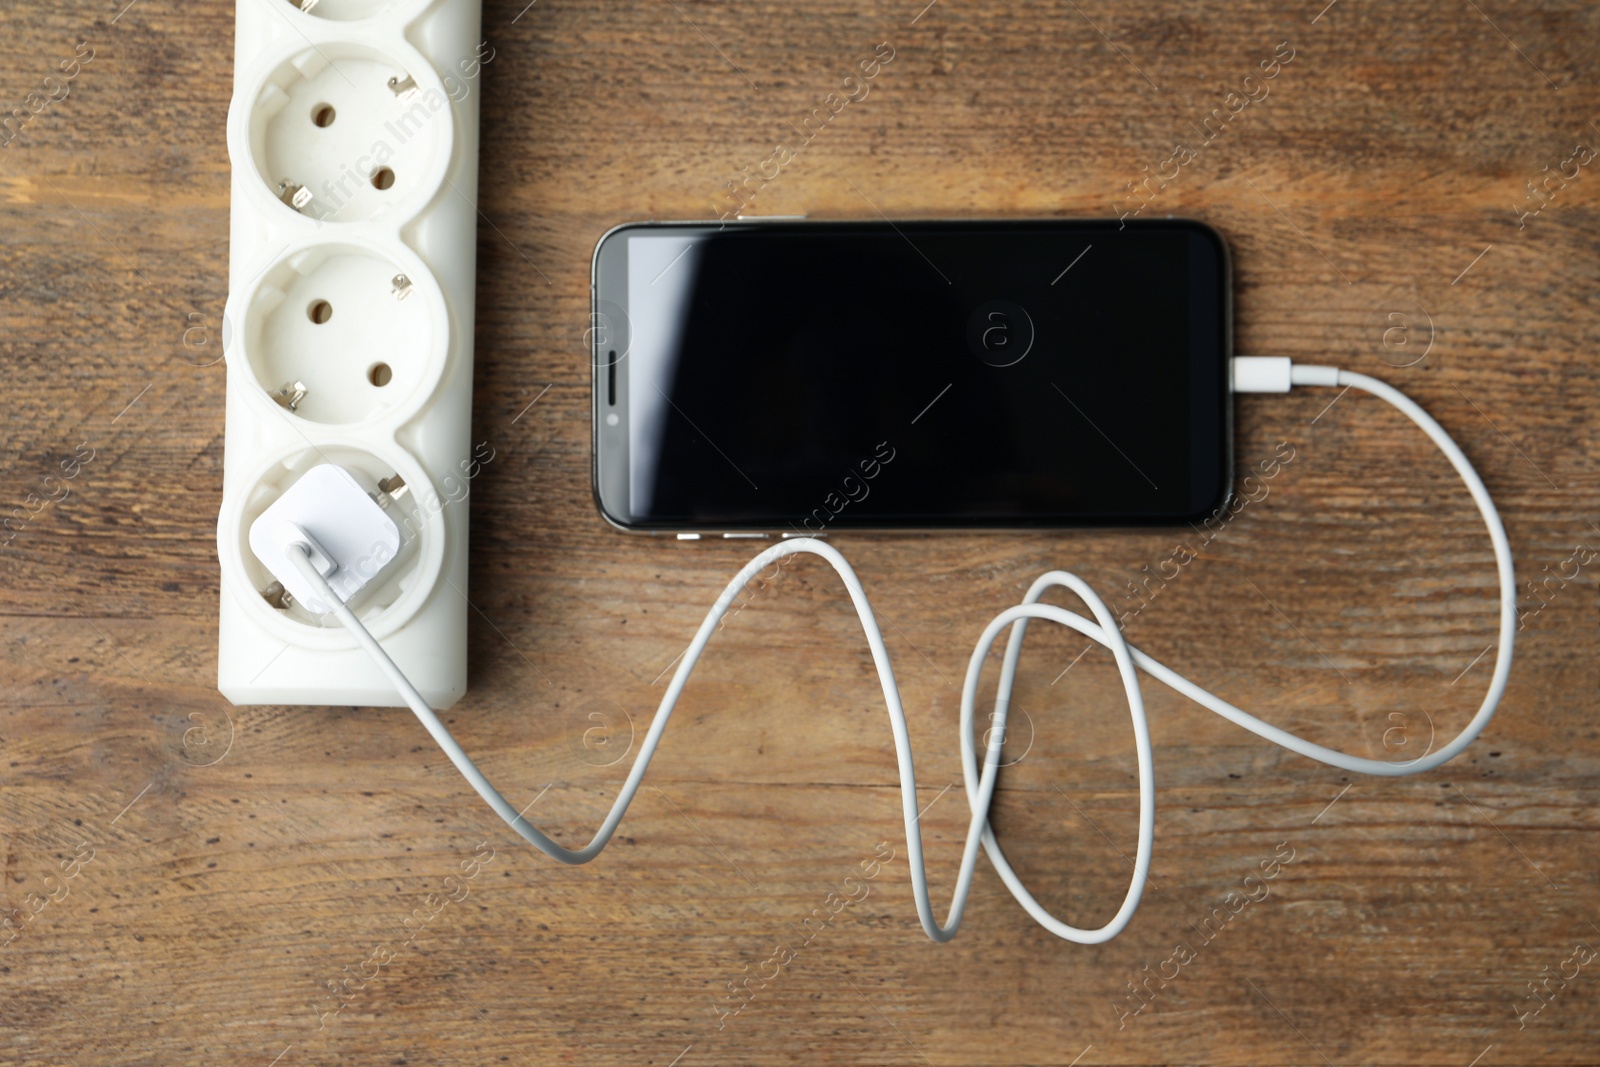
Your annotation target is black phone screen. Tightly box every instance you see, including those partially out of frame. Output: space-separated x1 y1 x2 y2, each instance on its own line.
592 219 1230 531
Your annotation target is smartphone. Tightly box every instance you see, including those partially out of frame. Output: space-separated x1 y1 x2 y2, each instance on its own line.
590 218 1231 534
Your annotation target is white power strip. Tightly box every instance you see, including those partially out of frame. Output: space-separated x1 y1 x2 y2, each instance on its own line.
216 0 483 708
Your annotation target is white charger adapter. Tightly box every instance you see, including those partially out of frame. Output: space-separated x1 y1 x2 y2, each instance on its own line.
248 464 402 616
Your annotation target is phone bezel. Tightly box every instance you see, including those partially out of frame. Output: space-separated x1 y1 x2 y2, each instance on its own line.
591 217 1234 536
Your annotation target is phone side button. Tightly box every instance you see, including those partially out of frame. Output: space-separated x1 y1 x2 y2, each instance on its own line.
780 531 824 538
676 533 702 541
723 533 770 540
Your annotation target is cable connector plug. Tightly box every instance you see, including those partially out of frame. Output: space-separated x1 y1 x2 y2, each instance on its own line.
1233 356 1347 393
1231 356 1292 393
248 464 402 614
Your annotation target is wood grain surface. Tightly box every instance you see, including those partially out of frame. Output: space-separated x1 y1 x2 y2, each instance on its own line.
3 1 1599 1064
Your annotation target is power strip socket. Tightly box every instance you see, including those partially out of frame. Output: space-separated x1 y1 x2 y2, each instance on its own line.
216 0 484 708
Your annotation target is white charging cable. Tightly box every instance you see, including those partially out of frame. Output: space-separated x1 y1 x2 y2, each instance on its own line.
282 358 1515 944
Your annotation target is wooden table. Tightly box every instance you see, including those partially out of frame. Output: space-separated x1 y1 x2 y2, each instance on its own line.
2 1 1597 1063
